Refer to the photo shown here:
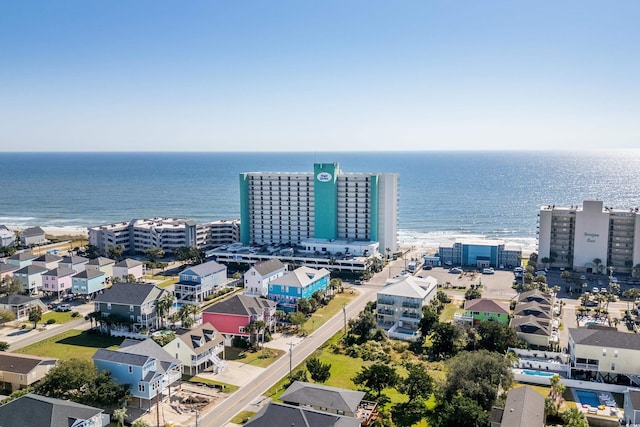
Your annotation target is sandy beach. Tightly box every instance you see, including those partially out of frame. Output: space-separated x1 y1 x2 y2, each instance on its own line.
8 226 88 238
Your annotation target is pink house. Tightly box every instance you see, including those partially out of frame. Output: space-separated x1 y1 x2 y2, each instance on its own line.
201 295 277 345
0 264 19 281
42 267 76 299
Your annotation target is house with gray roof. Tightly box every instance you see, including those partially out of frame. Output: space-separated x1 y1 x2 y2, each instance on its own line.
20 226 46 246
13 264 48 295
42 266 76 298
512 301 553 320
202 295 277 345
113 258 144 281
244 259 287 297
59 255 89 273
569 327 640 384
0 294 46 319
93 338 182 410
0 393 109 427
490 386 545 427
0 262 19 280
517 289 553 306
71 268 106 298
510 315 552 348
0 225 15 247
6 251 37 268
94 282 166 330
86 256 116 279
32 253 63 270
175 260 227 305
267 266 330 313
0 353 57 392
624 388 640 425
163 322 225 375
246 401 361 427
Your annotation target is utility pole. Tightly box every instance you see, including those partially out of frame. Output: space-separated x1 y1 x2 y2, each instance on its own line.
343 303 347 335
288 342 294 381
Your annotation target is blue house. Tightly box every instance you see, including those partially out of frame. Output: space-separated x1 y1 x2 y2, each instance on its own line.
93 339 182 410
6 251 37 268
268 266 330 312
175 260 227 305
71 269 106 298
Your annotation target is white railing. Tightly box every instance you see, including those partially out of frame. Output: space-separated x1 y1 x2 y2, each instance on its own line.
209 353 225 373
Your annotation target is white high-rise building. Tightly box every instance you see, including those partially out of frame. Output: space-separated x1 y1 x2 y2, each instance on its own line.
538 200 640 274
239 162 399 254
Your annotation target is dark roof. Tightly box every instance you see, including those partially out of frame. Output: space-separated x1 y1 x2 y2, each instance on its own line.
513 302 552 319
0 353 56 374
33 253 62 263
93 348 151 366
43 267 76 278
280 381 365 413
60 255 89 265
94 282 162 305
245 402 361 427
252 259 286 276
114 258 143 268
7 251 36 261
499 386 545 427
0 393 103 427
510 316 551 336
569 328 640 350
118 338 181 369
21 227 45 237
14 265 48 275
464 298 510 315
518 290 552 305
72 269 104 279
86 256 115 266
0 294 40 306
180 260 226 277
203 294 276 316
0 263 19 274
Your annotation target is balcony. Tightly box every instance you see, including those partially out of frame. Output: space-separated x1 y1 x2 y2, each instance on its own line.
402 301 420 309
378 299 394 306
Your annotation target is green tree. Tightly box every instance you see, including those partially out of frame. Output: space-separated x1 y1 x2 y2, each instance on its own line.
464 288 482 300
0 276 24 296
352 363 400 398
562 406 589 427
155 291 175 328
112 407 127 427
329 278 342 293
131 420 149 427
430 322 462 360
418 306 439 336
178 304 198 328
442 350 513 411
349 310 378 343
83 244 100 259
398 363 433 400
0 309 15 326
476 321 517 353
428 394 489 427
297 298 312 315
0 342 10 351
144 247 165 262
28 306 42 329
288 311 307 331
561 270 571 281
107 244 125 261
391 397 428 427
306 357 332 383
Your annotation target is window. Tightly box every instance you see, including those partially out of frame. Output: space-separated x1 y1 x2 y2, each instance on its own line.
130 305 134 312
614 350 618 357
239 326 245 333
128 366 133 373
611 363 616 371
138 384 145 392
107 303 112 310
603 349 607 356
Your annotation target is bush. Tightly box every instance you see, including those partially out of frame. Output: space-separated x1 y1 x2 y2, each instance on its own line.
71 312 80 318
46 319 56 325
232 336 250 349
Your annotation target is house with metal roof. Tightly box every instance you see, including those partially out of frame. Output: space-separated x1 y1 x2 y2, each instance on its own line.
93 338 181 410
0 393 109 427
175 260 227 305
490 386 545 427
20 226 46 247
0 353 57 392
202 294 277 345
243 259 287 297
163 322 225 375
376 275 438 341
245 401 361 427
94 282 166 330
267 266 330 312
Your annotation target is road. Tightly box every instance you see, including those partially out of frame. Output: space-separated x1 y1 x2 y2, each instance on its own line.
7 315 91 351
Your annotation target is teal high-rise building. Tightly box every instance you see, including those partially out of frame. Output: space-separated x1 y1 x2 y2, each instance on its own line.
239 163 398 254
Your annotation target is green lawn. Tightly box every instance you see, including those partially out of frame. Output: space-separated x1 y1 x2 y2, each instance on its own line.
41 311 76 325
230 410 256 424
439 301 465 323
301 291 359 335
182 374 239 393
155 277 179 288
225 346 286 368
13 329 123 361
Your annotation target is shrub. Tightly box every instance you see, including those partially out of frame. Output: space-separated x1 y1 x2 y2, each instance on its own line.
46 319 56 325
71 312 80 318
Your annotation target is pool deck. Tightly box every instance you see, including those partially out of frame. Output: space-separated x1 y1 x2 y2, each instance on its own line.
572 388 620 418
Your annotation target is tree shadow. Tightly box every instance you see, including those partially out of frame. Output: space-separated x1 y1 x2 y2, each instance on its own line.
56 331 123 348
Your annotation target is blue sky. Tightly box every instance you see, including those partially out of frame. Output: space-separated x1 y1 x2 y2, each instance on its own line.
1 1 638 151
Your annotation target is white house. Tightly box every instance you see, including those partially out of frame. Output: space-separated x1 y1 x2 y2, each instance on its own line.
243 259 286 297
20 227 46 247
113 258 144 281
624 389 640 426
59 255 89 273
163 322 225 375
85 256 115 280
0 225 15 247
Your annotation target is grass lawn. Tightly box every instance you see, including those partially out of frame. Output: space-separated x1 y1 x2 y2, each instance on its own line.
439 301 465 322
301 291 359 335
182 374 239 393
155 277 179 288
225 346 285 368
230 410 256 424
13 329 123 361
41 311 76 325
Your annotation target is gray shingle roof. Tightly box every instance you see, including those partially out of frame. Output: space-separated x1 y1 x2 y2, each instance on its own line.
252 259 286 276
0 263 19 274
280 381 365 413
21 227 45 237
119 338 181 367
246 402 361 427
498 386 545 427
43 267 76 278
569 328 640 350
518 289 552 305
513 302 552 319
0 393 104 427
93 348 151 366
33 253 62 263
0 294 41 306
94 282 162 305
510 316 551 336
180 260 226 277
173 322 224 355
8 251 36 261
114 258 143 268
14 265 48 275
0 353 57 374
72 269 104 280
60 255 89 265
86 256 115 266
203 294 276 317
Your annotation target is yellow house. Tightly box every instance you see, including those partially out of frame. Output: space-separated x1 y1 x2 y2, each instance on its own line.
0 353 57 392
569 328 640 384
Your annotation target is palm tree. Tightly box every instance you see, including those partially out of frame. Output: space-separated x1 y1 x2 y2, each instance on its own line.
622 288 640 314
113 407 127 427
178 303 198 328
155 292 175 329
562 406 588 427
167 313 180 329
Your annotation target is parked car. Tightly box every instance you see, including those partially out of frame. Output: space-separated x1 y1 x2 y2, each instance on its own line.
449 267 463 274
580 274 587 280
592 287 600 293
611 276 618 283
534 270 547 276
482 268 495 274
55 304 71 312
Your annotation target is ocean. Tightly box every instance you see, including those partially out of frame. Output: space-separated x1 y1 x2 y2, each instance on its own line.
2 150 640 252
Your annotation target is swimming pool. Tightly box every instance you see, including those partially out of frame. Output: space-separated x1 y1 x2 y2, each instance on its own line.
522 369 556 377
576 390 601 408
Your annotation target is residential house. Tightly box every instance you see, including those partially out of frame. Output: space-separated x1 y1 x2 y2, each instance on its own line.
0 225 15 247
59 255 89 273
0 393 110 427
0 353 57 392
174 260 227 305
71 269 106 298
13 264 48 295
163 322 225 375
31 253 62 270
490 386 545 427
243 259 287 297
376 276 438 341
280 381 378 424
94 282 165 330
518 289 553 306
0 295 47 319
568 327 640 384
246 402 361 427
93 338 182 410
624 388 640 426
462 299 510 325
42 267 76 299
512 301 553 320
0 263 19 281
86 256 116 280
267 266 330 312
510 316 552 348
201 294 277 345
20 226 46 246
6 251 37 268
113 258 144 281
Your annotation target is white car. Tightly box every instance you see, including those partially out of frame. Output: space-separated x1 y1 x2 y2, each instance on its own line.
482 268 495 274
580 274 587 280
611 276 618 283
592 287 599 293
